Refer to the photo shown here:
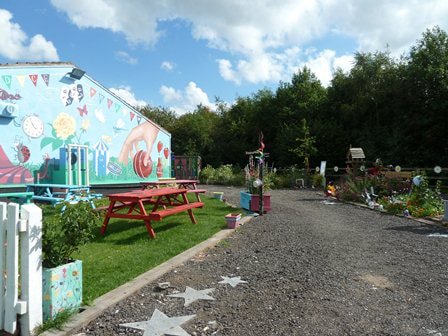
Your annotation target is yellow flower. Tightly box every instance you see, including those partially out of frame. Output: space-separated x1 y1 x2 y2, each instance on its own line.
51 274 60 282
81 119 90 131
53 112 76 140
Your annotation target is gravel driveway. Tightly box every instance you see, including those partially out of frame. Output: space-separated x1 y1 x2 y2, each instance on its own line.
80 186 448 336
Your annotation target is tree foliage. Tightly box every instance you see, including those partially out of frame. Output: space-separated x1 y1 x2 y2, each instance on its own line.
137 26 448 169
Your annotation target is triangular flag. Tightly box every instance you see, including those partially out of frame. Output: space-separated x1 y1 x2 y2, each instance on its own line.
90 87 97 98
16 75 26 87
98 93 105 104
29 74 38 86
114 103 121 113
107 98 113 109
137 115 141 124
2 75 12 89
130 111 135 121
41 74 50 86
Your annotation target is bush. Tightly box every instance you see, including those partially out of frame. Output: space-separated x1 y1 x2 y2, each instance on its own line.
199 165 215 184
275 166 306 188
42 201 101 268
214 164 234 184
199 164 245 186
311 173 324 188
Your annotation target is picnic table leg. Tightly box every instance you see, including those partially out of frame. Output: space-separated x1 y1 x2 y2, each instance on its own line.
195 189 202 202
188 209 197 224
144 220 156 238
101 200 115 235
181 193 197 224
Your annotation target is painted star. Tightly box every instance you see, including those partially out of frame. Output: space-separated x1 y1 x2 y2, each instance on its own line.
167 286 215 307
119 309 195 336
219 276 248 287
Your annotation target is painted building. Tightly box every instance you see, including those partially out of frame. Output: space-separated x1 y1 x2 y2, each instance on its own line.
0 62 171 188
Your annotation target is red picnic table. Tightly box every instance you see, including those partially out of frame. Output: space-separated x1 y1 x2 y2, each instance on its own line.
140 179 206 201
100 187 204 238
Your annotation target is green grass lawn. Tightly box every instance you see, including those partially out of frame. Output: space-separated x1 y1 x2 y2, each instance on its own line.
58 195 237 304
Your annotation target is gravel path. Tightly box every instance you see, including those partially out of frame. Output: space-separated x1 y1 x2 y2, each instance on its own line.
80 186 448 336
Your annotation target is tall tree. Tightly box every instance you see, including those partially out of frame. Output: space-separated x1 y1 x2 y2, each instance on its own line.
289 119 317 173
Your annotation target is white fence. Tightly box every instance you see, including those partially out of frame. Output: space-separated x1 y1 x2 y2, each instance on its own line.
0 202 42 336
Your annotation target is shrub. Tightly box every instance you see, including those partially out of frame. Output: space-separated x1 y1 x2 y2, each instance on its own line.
214 164 234 184
42 201 101 268
311 173 324 188
199 165 215 184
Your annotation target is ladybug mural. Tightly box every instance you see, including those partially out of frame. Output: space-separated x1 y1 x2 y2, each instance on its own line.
13 138 31 164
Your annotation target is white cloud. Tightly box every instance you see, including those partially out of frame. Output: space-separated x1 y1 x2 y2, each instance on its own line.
301 50 355 87
160 82 214 115
0 9 59 61
50 0 164 45
161 61 175 71
109 86 147 108
49 1 448 84
115 51 138 65
159 85 182 104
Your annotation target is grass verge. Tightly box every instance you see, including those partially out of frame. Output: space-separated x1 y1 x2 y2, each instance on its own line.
42 195 236 305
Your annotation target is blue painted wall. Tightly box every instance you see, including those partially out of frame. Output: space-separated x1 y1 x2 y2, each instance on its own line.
0 63 171 187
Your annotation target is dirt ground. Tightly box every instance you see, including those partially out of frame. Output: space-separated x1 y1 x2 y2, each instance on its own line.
80 186 448 335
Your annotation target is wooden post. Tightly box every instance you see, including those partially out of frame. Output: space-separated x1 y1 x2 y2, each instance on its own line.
21 204 43 335
4 203 19 334
0 202 6 330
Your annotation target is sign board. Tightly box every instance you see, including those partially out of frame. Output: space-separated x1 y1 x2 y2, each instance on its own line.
319 161 327 176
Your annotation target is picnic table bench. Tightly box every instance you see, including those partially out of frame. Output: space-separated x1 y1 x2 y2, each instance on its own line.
100 187 204 238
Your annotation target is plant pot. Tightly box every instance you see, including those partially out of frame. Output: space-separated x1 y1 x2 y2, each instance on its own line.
212 192 224 201
240 191 271 213
225 213 241 229
42 260 82 321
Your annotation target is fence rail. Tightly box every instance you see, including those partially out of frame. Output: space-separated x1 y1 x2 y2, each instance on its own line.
1 202 42 336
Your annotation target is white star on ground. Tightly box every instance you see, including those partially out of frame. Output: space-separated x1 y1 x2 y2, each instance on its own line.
167 286 215 307
119 309 195 336
219 276 248 287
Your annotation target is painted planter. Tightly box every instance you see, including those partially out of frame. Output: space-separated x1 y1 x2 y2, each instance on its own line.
225 213 242 229
212 192 224 201
42 260 82 321
240 191 271 213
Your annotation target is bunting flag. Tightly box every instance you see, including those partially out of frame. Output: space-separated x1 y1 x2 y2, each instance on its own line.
2 75 12 89
114 103 121 113
29 74 38 87
136 115 141 124
98 93 105 104
16 75 26 87
41 74 50 86
107 98 113 109
77 104 88 116
29 75 39 86
130 111 135 121
90 87 97 98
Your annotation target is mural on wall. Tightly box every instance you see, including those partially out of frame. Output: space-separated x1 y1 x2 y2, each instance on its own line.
0 64 171 187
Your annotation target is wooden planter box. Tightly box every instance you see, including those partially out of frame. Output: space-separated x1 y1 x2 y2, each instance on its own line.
240 191 271 213
42 260 82 321
225 213 242 229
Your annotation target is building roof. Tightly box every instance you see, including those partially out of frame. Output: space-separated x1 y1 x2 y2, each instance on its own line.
348 147 365 159
0 62 76 68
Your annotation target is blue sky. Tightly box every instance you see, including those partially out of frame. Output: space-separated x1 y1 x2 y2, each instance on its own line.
1 0 448 115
